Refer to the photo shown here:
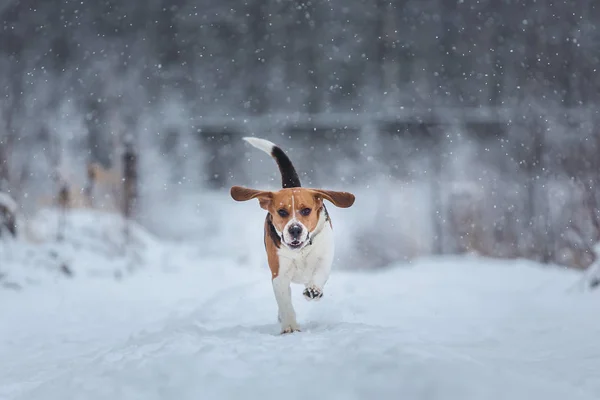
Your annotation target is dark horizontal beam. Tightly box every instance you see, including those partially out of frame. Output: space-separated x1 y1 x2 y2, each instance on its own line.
191 107 598 134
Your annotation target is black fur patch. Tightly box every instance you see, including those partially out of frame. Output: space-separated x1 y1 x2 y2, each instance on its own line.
322 204 330 222
271 145 301 188
265 213 281 248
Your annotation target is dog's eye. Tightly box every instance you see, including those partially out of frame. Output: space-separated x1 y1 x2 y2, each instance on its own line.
300 208 311 216
277 209 289 217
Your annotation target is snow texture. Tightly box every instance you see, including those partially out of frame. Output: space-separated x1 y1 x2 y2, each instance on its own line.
1 210 600 400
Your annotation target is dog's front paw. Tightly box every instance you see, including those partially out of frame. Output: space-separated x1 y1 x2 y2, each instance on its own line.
303 286 323 301
281 326 301 335
280 321 301 335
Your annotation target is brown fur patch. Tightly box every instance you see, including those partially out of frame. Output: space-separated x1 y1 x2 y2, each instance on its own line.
230 186 272 210
264 215 281 279
310 189 355 208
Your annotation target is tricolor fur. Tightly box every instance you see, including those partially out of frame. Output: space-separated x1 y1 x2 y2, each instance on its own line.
230 137 355 334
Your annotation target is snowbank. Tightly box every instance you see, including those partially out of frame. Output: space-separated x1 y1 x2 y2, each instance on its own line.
0 207 163 289
1 240 599 400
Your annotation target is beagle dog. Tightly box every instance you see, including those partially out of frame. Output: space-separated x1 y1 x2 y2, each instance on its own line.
230 137 355 334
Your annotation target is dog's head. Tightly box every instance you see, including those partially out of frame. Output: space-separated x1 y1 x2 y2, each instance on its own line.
230 186 355 250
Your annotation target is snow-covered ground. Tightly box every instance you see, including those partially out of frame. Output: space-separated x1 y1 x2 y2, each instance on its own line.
1 208 600 400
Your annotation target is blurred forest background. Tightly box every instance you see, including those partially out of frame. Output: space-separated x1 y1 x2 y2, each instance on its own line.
1 0 600 271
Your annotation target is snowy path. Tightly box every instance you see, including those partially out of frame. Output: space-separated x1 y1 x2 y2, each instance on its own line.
1 251 599 400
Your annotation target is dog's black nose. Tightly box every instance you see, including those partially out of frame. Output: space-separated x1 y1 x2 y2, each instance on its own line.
288 224 302 239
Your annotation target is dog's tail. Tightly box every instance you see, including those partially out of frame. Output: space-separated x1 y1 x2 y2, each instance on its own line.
243 137 301 188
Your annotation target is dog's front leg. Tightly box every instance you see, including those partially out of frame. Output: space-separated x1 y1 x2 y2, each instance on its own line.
272 276 300 334
303 255 333 301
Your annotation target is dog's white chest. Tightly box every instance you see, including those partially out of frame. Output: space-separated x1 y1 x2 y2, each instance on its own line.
277 223 334 285
289 260 315 284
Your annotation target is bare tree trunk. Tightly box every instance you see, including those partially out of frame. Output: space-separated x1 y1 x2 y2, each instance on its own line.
525 120 540 261
561 4 578 108
245 0 269 115
294 0 320 114
120 135 138 273
526 118 553 263
489 10 506 107
375 0 397 103
439 0 461 105
0 100 17 194
429 125 445 255
57 184 69 242
0 192 17 238
0 137 10 193
157 0 182 68
45 124 69 242
590 131 600 238
122 139 138 222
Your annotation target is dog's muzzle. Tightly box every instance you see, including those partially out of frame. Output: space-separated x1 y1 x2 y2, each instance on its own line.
283 222 310 249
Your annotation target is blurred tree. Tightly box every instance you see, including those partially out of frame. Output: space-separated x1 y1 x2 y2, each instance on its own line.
1 0 600 270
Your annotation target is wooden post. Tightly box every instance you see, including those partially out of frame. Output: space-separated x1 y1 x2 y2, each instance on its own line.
120 137 139 272
123 138 138 222
430 124 445 255
0 192 17 238
57 184 69 242
0 132 14 193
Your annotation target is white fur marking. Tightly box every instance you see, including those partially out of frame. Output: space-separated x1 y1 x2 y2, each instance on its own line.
243 137 275 155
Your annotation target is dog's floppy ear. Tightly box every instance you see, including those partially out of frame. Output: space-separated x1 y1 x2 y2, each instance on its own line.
230 186 272 210
311 189 355 208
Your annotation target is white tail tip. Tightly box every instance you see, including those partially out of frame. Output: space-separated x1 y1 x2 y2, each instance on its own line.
243 137 276 155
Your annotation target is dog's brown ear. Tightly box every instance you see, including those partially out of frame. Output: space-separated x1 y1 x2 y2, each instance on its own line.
230 186 272 210
311 189 355 208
